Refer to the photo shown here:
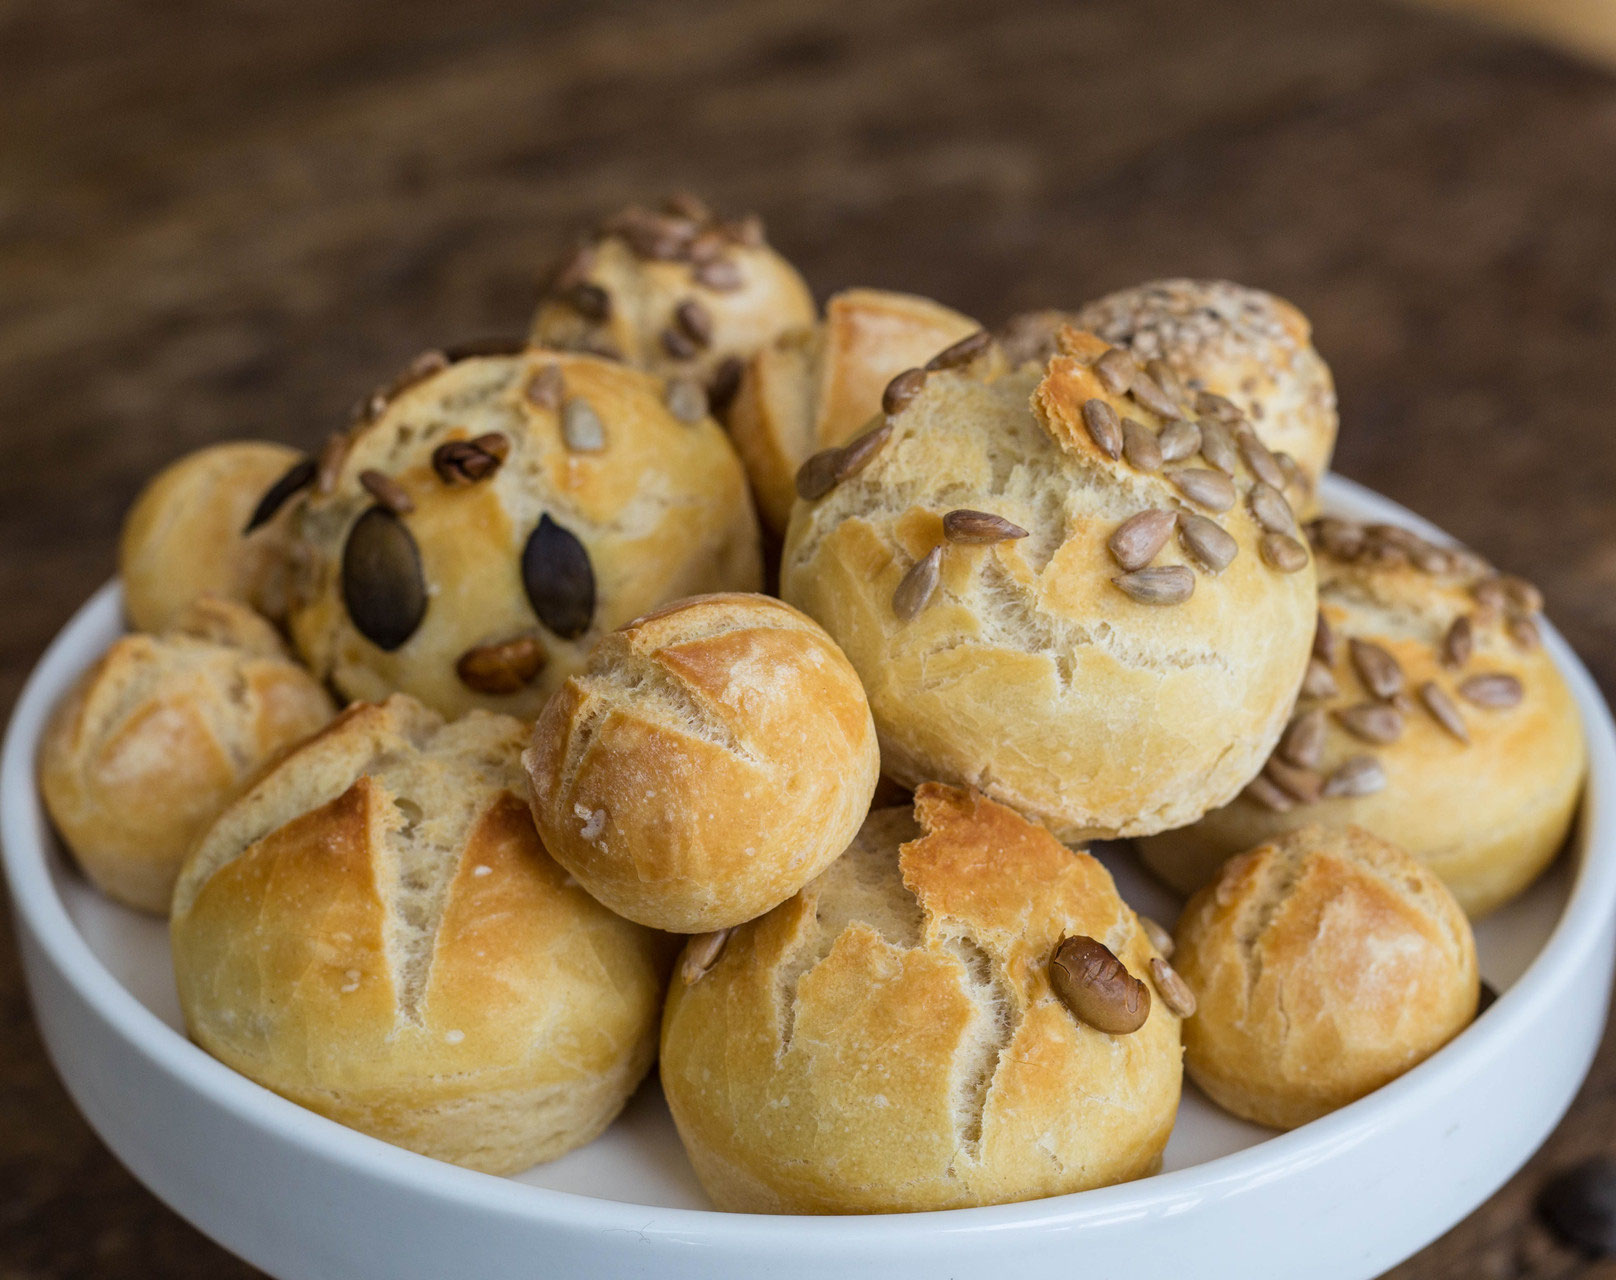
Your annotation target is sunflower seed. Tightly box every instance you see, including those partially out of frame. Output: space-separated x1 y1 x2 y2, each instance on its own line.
1509 615 1542 651
1264 757 1323 804
1146 358 1189 408
1322 755 1387 798
359 469 414 515
1081 398 1123 459
1411 542 1453 574
244 456 317 533
1198 419 1240 475
1472 577 1508 615
1502 575 1544 615
431 434 508 485
522 515 596 640
674 299 713 348
316 431 352 495
661 326 698 360
834 422 893 482
1302 656 1339 699
1275 451 1308 493
1172 468 1237 512
455 633 549 695
1113 564 1195 605
721 213 766 247
796 447 843 500
1149 956 1197 1019
1244 774 1296 812
1157 419 1202 462
944 509 1029 545
693 257 744 291
342 507 427 651
1417 681 1470 743
707 356 744 414
1313 610 1338 665
1260 533 1310 573
1279 707 1328 769
524 363 564 409
1335 701 1404 744
680 929 732 986
1196 391 1241 420
1442 615 1474 668
1248 482 1297 536
1128 369 1182 419
663 191 713 222
1178 513 1238 574
1140 916 1174 958
665 377 708 423
547 242 596 294
1239 436 1286 489
1108 509 1177 571
1121 418 1163 472
1350 638 1404 700
926 329 992 371
1368 523 1420 551
565 281 612 322
1459 673 1525 709
1094 348 1136 394
1310 517 1366 560
1049 935 1150 1035
560 397 607 452
882 368 927 416
893 547 943 620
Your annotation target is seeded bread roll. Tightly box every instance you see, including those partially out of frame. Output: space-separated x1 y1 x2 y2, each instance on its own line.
282 347 761 720
1137 516 1585 916
530 196 815 410
524 593 879 932
1174 825 1478 1130
170 694 666 1175
119 441 306 631
38 598 335 913
780 326 1318 841
660 783 1183 1213
728 289 980 533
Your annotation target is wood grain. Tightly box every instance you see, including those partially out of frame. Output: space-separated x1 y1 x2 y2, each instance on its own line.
3 0 1615 1274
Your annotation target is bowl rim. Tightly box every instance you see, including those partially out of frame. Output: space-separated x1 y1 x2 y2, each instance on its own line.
5 473 1615 1242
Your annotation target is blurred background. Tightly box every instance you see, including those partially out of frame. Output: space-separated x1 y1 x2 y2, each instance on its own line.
5 0 1616 1275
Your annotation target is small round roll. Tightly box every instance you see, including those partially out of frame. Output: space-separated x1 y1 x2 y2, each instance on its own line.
728 288 980 533
1173 824 1478 1130
1137 516 1585 916
524 593 879 932
530 195 816 410
171 694 666 1174
119 441 306 631
660 783 1183 1214
39 598 335 913
781 324 1318 841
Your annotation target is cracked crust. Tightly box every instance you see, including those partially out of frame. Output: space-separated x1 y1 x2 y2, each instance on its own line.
169 694 666 1174
1172 825 1477 1130
523 593 880 932
659 784 1183 1213
779 334 1317 841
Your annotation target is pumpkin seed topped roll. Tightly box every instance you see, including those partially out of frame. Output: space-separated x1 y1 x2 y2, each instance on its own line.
780 325 1318 842
279 346 762 719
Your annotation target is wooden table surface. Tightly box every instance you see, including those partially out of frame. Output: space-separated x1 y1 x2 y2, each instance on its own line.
4 0 1616 1274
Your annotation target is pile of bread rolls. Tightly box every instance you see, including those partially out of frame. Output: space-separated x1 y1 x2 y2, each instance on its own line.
36 195 1585 1211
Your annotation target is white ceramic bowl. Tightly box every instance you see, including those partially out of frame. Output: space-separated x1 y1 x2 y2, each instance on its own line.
5 476 1615 1280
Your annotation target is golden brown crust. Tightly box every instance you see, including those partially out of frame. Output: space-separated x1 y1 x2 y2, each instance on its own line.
284 349 762 719
729 289 980 532
779 328 1317 841
660 783 1182 1213
1138 518 1586 916
119 441 305 631
37 600 334 914
524 593 879 932
1173 825 1478 1130
170 694 666 1174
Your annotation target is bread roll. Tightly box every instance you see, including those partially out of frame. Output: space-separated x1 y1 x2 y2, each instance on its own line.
531 196 815 408
119 441 305 631
1138 516 1585 916
1173 824 1478 1130
283 347 762 719
780 325 1318 841
170 694 666 1174
39 598 335 913
660 783 1183 1213
524 593 879 932
728 288 980 532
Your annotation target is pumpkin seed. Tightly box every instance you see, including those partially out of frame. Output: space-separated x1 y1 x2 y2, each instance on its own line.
1108 509 1177 571
522 515 596 640
1049 935 1150 1035
341 506 428 651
